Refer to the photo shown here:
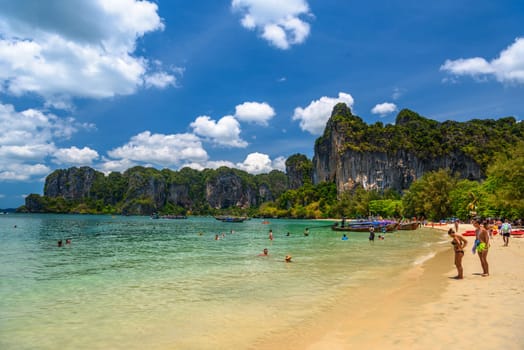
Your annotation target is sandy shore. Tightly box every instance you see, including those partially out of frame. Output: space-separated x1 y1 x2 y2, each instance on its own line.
254 224 524 350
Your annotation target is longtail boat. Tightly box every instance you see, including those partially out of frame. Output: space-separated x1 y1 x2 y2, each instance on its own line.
397 222 420 230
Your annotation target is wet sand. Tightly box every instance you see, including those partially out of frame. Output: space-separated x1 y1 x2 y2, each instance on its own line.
253 224 524 350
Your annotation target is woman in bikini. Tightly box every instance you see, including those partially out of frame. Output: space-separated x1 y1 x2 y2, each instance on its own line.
448 228 468 279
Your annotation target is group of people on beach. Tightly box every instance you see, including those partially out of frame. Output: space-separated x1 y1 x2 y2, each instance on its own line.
448 218 494 279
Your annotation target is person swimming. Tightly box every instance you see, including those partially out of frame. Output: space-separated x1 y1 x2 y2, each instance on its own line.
285 255 292 262
258 248 269 256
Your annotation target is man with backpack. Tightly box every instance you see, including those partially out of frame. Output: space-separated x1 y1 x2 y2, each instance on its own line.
501 219 512 247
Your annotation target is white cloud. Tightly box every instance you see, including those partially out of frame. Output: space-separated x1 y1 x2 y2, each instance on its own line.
236 153 286 174
292 92 354 135
371 102 398 116
98 158 138 174
144 71 177 89
107 131 209 168
53 146 99 165
0 0 177 107
392 87 405 100
0 164 51 181
231 0 312 49
236 152 273 174
441 37 524 84
183 153 285 175
234 101 275 125
271 156 287 172
0 102 94 181
190 115 248 148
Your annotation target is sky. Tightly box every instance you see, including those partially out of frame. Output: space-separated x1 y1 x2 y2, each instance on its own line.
0 0 523 208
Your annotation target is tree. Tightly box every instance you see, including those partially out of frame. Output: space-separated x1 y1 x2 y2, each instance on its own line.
402 169 457 220
484 141 524 219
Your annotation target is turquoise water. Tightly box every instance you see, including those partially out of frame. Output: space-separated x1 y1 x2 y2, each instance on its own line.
0 214 444 349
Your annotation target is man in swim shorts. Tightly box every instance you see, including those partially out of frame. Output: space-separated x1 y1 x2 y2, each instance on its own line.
500 219 512 247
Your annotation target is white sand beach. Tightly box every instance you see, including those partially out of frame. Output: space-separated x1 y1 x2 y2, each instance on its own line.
254 223 524 350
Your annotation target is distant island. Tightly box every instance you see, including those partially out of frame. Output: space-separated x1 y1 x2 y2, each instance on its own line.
19 104 524 221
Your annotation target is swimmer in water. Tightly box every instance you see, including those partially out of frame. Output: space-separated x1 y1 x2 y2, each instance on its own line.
258 248 269 256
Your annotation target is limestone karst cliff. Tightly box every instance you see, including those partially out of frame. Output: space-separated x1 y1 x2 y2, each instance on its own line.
313 103 521 193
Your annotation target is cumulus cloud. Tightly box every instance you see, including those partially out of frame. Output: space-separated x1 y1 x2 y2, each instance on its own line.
271 156 287 172
52 146 99 165
0 102 94 181
292 92 354 135
441 37 524 84
234 101 275 125
190 115 248 148
236 153 286 174
0 164 50 181
0 0 177 107
236 152 273 174
371 102 398 116
107 131 209 168
182 153 285 175
98 158 138 174
231 0 312 49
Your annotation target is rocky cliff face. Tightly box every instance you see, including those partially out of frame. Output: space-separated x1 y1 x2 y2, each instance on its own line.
29 166 278 214
285 154 313 189
44 167 101 200
206 172 257 209
313 104 483 192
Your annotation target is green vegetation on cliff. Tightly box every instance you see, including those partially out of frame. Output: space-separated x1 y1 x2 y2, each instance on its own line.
19 105 524 221
318 104 523 171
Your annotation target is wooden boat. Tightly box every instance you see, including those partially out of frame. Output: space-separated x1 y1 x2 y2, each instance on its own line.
332 222 397 232
397 222 420 230
214 216 247 223
151 213 187 219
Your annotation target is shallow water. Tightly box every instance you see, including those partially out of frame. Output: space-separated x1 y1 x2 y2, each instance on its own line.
0 214 444 349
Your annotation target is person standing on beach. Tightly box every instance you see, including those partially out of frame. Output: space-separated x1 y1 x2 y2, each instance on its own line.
448 228 467 279
454 219 459 233
501 219 512 247
476 221 490 276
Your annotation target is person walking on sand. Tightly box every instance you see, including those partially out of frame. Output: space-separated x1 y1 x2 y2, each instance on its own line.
448 228 467 279
500 219 512 247
475 220 490 276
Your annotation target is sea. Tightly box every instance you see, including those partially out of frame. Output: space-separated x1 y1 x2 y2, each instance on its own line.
0 214 446 350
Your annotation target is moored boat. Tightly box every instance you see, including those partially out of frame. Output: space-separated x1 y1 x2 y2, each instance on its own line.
151 213 187 219
332 222 397 232
215 216 248 223
397 222 420 230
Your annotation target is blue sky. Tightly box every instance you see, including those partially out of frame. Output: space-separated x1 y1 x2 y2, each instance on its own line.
1 0 523 208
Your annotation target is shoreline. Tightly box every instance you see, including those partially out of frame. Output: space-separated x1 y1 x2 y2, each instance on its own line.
254 223 524 349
